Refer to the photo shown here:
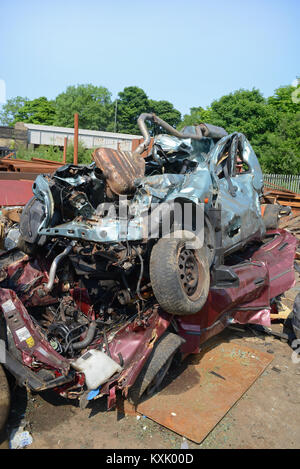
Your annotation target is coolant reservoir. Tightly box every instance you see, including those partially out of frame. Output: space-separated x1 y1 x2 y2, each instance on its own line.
71 349 123 390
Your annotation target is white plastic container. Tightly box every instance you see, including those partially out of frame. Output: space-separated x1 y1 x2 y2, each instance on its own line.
71 349 123 390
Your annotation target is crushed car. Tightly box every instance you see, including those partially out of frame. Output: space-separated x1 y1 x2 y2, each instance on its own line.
0 113 298 409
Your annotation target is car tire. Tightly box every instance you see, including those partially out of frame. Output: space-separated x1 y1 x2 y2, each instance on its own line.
127 332 184 405
149 231 210 316
0 365 10 434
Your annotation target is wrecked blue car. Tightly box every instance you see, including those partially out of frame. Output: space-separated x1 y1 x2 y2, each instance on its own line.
18 113 267 317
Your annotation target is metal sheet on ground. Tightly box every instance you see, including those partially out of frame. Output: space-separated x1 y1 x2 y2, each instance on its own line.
137 342 273 443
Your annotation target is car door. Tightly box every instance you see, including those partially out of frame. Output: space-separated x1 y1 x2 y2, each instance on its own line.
209 133 265 254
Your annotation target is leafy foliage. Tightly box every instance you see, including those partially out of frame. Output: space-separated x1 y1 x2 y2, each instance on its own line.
268 85 300 115
115 86 149 134
178 106 212 130
54 84 113 130
180 86 300 172
15 144 63 161
65 141 93 164
260 112 300 175
209 89 278 158
13 97 56 125
1 82 299 174
113 89 182 135
148 99 181 134
15 140 93 165
0 96 29 126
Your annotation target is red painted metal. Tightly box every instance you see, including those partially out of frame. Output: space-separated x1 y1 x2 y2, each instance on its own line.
176 229 298 355
0 180 33 206
0 288 70 373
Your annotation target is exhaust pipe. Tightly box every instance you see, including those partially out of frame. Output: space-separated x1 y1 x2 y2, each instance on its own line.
45 243 73 293
133 113 227 156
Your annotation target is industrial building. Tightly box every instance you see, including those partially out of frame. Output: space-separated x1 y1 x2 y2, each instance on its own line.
0 122 142 153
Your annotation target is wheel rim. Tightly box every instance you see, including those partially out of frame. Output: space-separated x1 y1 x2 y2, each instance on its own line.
178 247 204 301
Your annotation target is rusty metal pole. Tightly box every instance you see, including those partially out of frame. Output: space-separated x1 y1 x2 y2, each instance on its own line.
74 113 79 165
63 137 68 164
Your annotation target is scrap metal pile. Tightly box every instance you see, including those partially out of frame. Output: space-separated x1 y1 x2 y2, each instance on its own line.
0 113 298 408
263 182 300 215
279 214 300 258
0 153 63 174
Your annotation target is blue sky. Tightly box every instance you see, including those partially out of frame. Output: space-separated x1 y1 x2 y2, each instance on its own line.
0 0 299 116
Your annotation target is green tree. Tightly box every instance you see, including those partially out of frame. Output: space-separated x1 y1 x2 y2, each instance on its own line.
259 112 300 175
177 90 278 158
148 99 181 134
177 106 212 130
115 86 150 134
209 89 277 152
204 86 300 173
268 85 300 115
13 96 56 125
0 96 28 126
54 84 113 131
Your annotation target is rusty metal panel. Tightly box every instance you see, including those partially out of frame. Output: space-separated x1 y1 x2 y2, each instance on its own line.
131 137 154 158
0 172 38 180
137 342 273 443
30 158 63 166
0 155 63 175
92 147 145 195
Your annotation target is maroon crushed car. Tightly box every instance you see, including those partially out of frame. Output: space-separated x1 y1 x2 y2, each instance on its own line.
0 228 297 409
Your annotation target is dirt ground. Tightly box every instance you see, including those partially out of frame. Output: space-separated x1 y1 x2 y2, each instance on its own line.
1 272 300 450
